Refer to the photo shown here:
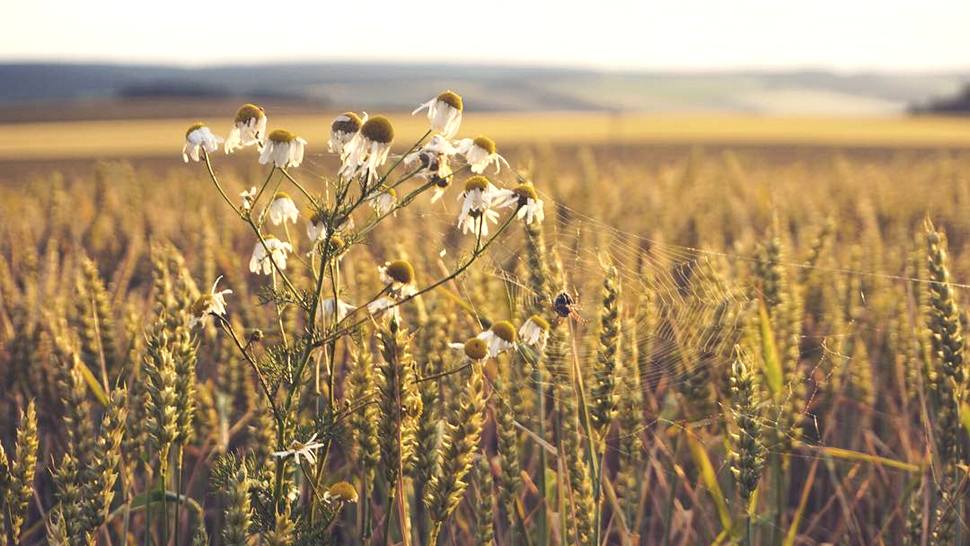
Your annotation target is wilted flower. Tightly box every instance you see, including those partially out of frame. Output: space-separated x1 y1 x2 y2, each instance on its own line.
429 160 455 203
412 90 463 139
259 129 307 168
225 103 267 153
317 298 356 324
457 176 509 236
306 212 353 257
182 123 223 163
477 320 517 357
328 112 366 155
456 135 508 174
518 314 551 349
404 136 458 202
306 208 328 242
189 276 233 328
266 191 299 225
507 183 545 224
240 186 258 211
368 188 397 216
249 237 293 275
367 297 401 323
272 433 326 467
340 116 394 182
317 297 355 325
379 260 417 297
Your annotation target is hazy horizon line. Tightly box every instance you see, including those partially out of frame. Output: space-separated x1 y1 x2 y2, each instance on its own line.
2 56 969 76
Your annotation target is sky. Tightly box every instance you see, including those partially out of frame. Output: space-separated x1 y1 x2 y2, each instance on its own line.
3 0 969 71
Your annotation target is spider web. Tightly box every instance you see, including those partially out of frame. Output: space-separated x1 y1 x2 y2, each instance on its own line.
297 145 938 444
248 144 947 538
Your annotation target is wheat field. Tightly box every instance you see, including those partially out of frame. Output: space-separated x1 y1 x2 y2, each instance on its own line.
1 98 969 546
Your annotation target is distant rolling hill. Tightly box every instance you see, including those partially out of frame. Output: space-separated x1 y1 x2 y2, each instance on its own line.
0 62 967 120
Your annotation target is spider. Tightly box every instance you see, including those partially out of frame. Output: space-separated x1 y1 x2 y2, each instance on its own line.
552 290 585 322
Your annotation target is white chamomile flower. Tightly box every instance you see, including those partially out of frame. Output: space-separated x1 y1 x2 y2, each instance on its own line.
448 337 490 362
423 134 459 156
317 297 355 325
306 208 328 243
506 183 545 225
429 160 454 203
225 103 267 154
259 129 307 169
189 276 233 328
249 237 293 275
306 214 352 259
182 123 223 163
328 112 366 155
266 191 299 225
404 136 458 203
379 260 417 297
412 90 463 139
476 320 518 357
367 296 400 323
339 116 394 182
518 314 551 350
368 188 397 216
272 433 326 467
404 136 457 174
455 135 508 174
457 176 509 237
240 186 258 212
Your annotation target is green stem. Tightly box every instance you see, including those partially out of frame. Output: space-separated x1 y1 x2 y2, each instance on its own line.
174 446 183 546
161 453 169 546
746 513 753 546
319 209 521 345
201 151 241 216
533 358 549 546
772 455 784 546
661 435 681 546
382 490 396 546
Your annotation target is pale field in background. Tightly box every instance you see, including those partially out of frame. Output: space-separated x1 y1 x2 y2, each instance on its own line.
2 113 970 160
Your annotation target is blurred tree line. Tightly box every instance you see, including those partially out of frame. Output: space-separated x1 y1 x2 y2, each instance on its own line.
911 82 970 114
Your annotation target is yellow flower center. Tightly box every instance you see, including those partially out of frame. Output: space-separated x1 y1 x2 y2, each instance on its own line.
464 338 489 360
190 294 213 317
437 90 463 111
361 116 394 144
332 112 363 134
327 481 359 503
273 191 292 202
513 183 538 202
491 320 517 343
472 136 496 154
527 314 550 331
235 103 265 123
328 234 346 252
268 129 297 143
464 175 490 193
385 260 414 284
309 207 327 224
185 122 206 138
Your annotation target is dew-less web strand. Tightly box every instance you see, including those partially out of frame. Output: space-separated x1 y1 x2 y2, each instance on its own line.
476 258 740 394
468 253 824 462
537 202 916 390
472 235 745 390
